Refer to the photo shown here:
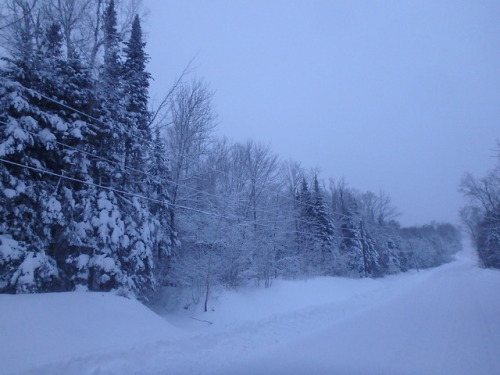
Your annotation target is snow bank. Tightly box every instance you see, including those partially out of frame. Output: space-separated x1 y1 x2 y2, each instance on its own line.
1 247 499 375
0 292 182 374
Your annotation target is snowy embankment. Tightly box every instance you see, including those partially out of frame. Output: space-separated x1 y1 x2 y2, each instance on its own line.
1 246 499 375
0 292 183 375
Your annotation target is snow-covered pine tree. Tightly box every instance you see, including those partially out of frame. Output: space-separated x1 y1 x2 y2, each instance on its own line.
380 236 404 274
33 22 98 290
149 128 176 286
101 0 123 110
339 210 380 278
120 14 157 295
0 21 82 292
294 177 316 273
0 0 166 295
70 0 126 292
339 216 364 277
311 174 334 268
78 1 156 294
334 186 365 277
123 15 151 176
358 219 379 277
293 174 336 274
0 76 62 292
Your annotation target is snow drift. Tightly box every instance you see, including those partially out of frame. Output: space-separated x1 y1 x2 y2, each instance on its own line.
0 292 182 374
1 247 499 375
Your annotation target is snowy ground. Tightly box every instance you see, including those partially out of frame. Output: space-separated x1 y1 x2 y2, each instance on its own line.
1 246 499 375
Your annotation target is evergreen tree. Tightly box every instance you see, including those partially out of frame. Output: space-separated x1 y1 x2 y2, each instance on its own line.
297 177 314 232
95 0 125 177
295 175 335 273
0 0 163 295
0 77 62 292
339 216 364 277
371 225 403 275
0 22 74 292
123 15 151 137
311 175 334 257
76 0 126 293
101 0 122 111
295 177 313 271
122 14 152 189
150 129 176 285
121 14 158 294
358 220 379 277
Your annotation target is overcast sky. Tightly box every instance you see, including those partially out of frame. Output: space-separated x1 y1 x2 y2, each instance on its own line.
143 0 499 227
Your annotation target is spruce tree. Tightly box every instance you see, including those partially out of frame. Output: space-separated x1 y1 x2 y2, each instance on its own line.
0 0 160 295
150 128 176 285
311 174 334 252
76 0 139 293
339 216 364 277
101 0 122 112
0 77 62 292
121 14 157 294
295 177 316 272
96 0 125 174
123 14 152 186
0 22 74 292
80 4 156 294
358 220 379 277
294 175 335 272
297 178 312 233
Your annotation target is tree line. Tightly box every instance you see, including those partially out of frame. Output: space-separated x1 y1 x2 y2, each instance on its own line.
0 0 462 300
460 143 500 269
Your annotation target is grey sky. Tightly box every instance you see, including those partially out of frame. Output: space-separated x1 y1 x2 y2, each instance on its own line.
144 0 499 227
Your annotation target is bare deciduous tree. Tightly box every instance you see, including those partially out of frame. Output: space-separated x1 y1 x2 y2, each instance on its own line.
166 79 216 207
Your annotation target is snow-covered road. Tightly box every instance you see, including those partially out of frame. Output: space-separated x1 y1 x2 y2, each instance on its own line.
2 247 499 375
215 250 500 375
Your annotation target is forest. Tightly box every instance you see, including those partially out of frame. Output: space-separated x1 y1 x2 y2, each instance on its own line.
0 0 466 303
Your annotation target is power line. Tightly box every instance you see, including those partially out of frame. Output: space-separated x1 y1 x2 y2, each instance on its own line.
0 157 368 242
0 77 355 221
0 78 376 236
0 119 232 203
0 81 285 217
0 118 293 224
0 124 326 232
0 157 223 219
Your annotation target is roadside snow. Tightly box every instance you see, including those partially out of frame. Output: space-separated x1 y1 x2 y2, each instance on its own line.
0 292 183 375
1 246 499 375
